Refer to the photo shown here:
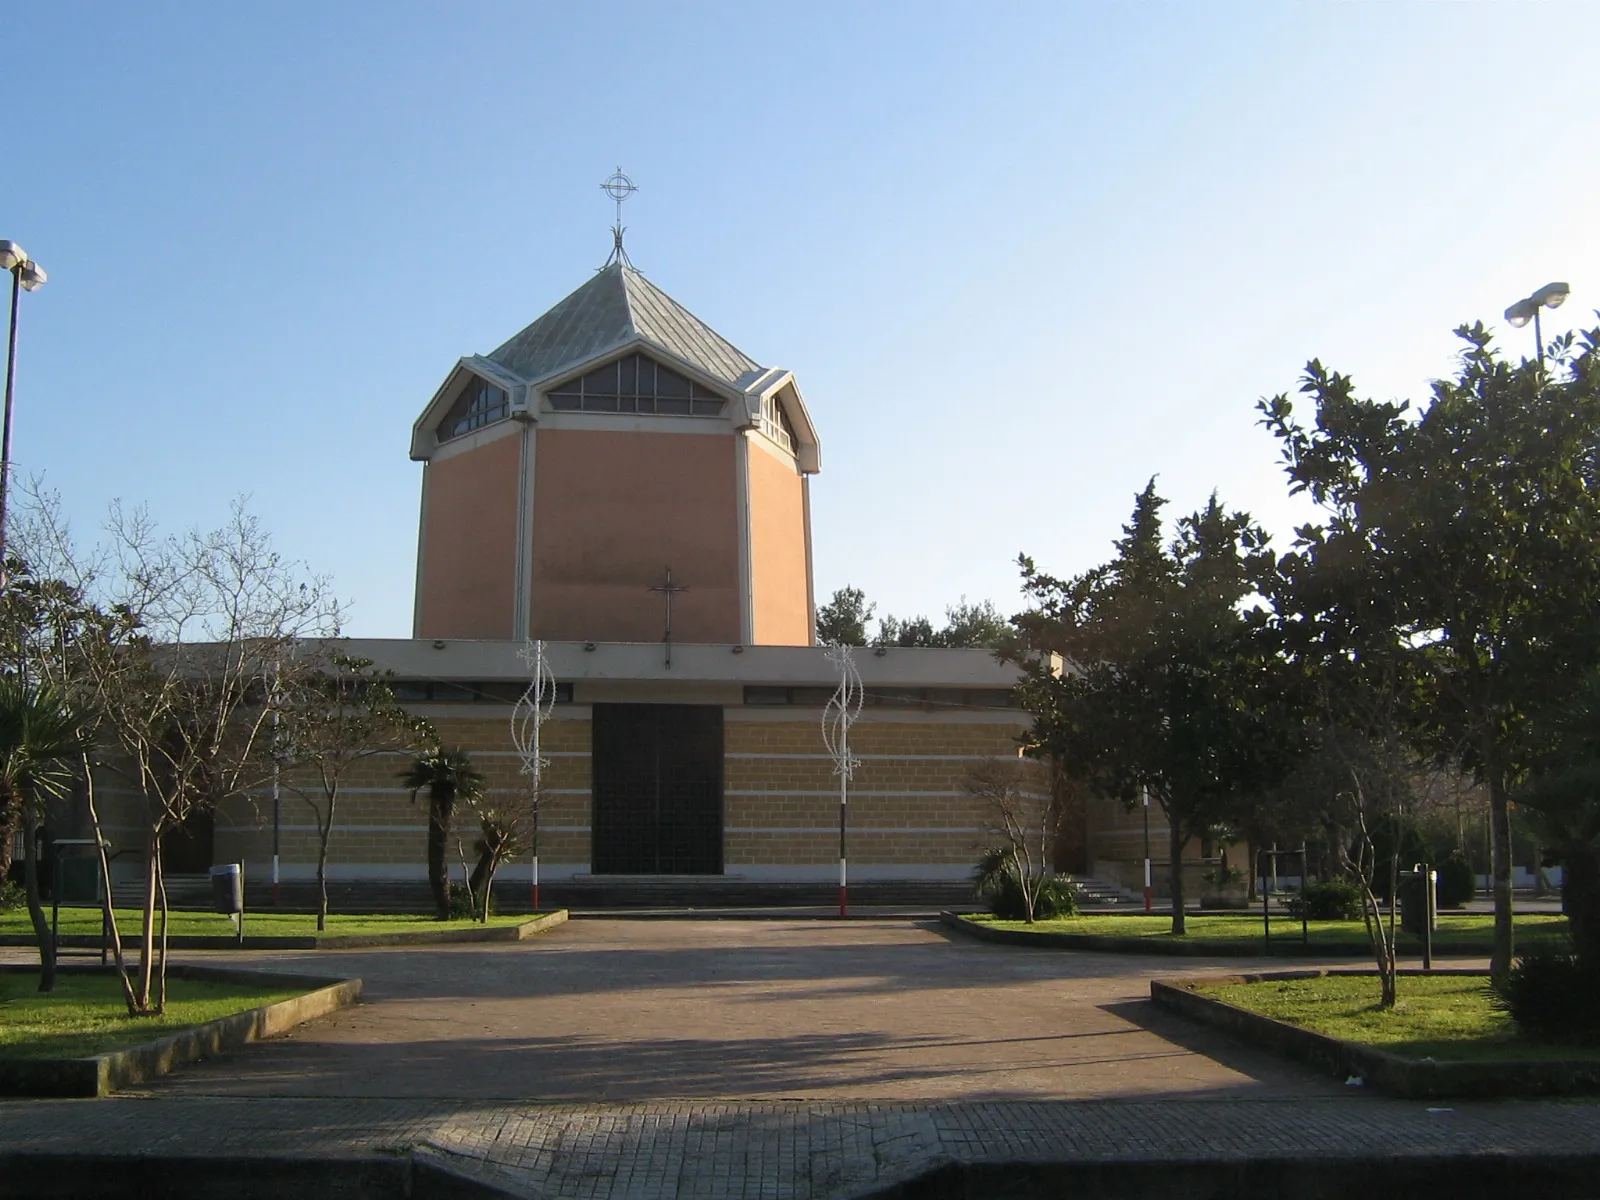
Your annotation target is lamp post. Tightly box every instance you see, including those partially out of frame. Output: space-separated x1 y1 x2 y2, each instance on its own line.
0 241 47 583
1141 786 1152 912
1504 281 1570 375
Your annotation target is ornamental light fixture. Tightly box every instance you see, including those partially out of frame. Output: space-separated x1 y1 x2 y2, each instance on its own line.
1503 281 1570 373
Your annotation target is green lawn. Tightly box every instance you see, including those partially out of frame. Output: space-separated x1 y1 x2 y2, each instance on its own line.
0 908 534 939
966 911 1570 951
1195 973 1600 1063
0 972 304 1060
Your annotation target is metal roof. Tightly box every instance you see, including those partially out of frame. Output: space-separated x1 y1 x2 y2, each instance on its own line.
487 263 761 387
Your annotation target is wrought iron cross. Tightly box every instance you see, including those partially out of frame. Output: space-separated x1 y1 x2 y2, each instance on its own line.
649 565 688 668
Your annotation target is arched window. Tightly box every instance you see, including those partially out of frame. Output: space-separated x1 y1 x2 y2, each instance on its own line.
438 376 510 441
547 352 726 416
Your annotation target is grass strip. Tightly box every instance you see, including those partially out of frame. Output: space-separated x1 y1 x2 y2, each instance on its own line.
0 972 304 1060
966 911 1569 950
1193 972 1600 1064
0 908 532 939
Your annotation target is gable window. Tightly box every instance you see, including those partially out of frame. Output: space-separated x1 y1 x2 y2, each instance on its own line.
547 352 726 416
761 394 797 453
438 376 510 442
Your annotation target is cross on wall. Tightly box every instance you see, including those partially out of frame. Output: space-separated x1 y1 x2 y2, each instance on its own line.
649 566 689 668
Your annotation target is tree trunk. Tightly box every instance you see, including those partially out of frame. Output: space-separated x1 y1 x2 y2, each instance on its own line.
156 852 169 1015
1563 846 1600 970
315 790 338 933
427 788 452 920
1359 879 1397 1009
84 758 137 1014
480 858 500 924
316 823 331 933
136 833 158 1010
1169 818 1186 936
1488 772 1515 983
23 812 56 993
0 790 17 886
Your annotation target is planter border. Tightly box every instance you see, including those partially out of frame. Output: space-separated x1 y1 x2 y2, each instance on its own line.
1150 968 1600 1099
0 908 568 951
0 963 361 1098
940 910 1514 958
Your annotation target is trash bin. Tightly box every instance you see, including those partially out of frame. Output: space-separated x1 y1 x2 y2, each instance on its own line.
210 863 243 915
1399 867 1438 937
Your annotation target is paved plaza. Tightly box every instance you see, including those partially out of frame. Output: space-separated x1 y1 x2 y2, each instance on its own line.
131 917 1354 1102
6 918 1600 1197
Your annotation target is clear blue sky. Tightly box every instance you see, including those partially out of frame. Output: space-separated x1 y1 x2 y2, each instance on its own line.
8 2 1598 636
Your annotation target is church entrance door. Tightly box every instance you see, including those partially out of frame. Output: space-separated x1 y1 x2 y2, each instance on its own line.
591 704 723 875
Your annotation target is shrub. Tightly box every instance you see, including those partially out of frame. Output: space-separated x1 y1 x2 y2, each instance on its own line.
1284 877 1364 921
973 849 1079 920
1437 852 1475 909
0 881 24 912
1492 949 1600 1042
445 890 483 920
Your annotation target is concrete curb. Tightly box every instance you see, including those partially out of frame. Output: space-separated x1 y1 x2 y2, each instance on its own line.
1150 969 1600 1099
0 909 568 951
939 910 1487 958
0 963 362 1098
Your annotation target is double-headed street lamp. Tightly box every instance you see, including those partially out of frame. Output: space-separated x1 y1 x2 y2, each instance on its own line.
0 241 48 579
1504 281 1569 374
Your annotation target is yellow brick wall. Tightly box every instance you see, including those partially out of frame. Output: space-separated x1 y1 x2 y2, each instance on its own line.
82 707 1042 881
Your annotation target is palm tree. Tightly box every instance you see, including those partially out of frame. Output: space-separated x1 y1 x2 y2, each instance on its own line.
399 747 485 919
0 677 94 992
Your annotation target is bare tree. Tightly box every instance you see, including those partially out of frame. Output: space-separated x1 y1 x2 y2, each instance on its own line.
276 652 432 930
15 490 340 1014
966 754 1066 924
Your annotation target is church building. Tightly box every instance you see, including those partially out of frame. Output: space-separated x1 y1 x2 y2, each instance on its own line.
126 213 1183 907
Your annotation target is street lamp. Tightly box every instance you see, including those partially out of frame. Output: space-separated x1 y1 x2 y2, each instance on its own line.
0 240 48 581
1504 281 1569 375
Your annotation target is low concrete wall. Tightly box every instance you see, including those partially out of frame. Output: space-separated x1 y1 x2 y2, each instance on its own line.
0 963 361 1098
1151 969 1600 1100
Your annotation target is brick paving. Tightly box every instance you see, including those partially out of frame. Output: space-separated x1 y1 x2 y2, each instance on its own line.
2 918 1592 1197
5 1095 1600 1198
101 918 1360 1101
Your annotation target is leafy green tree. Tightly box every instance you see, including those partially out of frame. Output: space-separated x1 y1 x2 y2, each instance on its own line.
819 586 1012 649
400 747 486 919
937 598 1011 649
1259 324 1600 981
874 614 937 647
278 653 433 930
0 678 93 992
1513 671 1600 970
1012 482 1288 933
815 586 875 646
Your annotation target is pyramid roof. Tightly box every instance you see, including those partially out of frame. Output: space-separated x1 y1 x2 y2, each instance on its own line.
487 262 760 387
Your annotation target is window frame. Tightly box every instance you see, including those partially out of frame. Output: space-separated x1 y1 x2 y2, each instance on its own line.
544 351 728 418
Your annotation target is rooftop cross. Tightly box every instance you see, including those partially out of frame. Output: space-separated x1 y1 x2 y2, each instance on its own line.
649 565 688 668
600 168 638 268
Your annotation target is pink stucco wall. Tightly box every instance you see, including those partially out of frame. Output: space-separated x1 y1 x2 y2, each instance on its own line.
748 442 811 645
415 432 521 639
530 429 742 643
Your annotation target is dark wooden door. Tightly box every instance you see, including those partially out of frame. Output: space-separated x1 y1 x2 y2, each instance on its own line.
591 704 723 875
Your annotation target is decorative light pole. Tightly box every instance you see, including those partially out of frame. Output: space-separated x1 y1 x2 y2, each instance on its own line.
1504 281 1570 375
822 645 863 918
512 639 556 911
0 241 47 583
